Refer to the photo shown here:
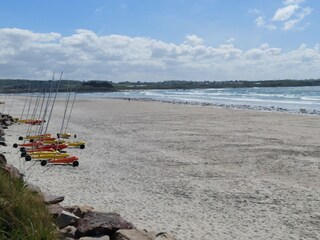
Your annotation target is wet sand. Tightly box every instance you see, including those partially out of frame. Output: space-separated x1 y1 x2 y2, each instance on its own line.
5 97 320 240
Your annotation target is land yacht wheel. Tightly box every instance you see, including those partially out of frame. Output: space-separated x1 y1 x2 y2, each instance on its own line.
40 160 47 166
72 161 79 167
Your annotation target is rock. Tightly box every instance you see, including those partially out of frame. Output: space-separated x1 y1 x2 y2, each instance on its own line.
64 204 94 218
111 229 156 240
59 226 77 239
0 154 7 166
42 192 65 204
80 236 110 240
300 108 307 114
55 210 79 229
26 183 42 194
1 164 23 178
47 204 64 219
5 120 13 126
3 120 11 126
75 212 135 238
0 142 7 146
155 232 176 240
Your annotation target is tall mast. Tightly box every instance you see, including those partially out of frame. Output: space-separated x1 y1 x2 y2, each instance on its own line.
44 71 63 134
64 90 77 134
20 83 32 120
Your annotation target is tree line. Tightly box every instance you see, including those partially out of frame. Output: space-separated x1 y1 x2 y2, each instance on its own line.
1 79 320 93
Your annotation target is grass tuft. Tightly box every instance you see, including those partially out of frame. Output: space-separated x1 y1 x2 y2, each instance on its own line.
0 169 58 240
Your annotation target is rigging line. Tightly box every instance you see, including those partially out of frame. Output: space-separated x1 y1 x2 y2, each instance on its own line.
1 94 7 112
26 161 38 171
26 91 43 137
33 84 48 136
35 90 48 136
24 88 34 121
25 93 40 138
20 83 32 120
44 71 63 135
39 73 56 135
24 92 35 134
64 89 77 134
60 88 72 135
25 84 46 138
42 164 54 174
8 86 18 115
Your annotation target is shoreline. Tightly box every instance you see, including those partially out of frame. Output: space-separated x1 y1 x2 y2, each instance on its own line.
95 96 320 116
4 97 320 240
3 88 320 116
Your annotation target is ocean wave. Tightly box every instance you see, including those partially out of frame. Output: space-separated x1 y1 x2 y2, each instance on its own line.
81 86 320 112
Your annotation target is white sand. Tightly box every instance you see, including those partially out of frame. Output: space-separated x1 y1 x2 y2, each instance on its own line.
4 97 320 240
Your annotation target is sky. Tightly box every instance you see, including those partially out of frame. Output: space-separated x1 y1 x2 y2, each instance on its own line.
0 0 319 82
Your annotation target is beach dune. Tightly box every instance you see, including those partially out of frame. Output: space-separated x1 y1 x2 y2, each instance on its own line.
6 98 320 240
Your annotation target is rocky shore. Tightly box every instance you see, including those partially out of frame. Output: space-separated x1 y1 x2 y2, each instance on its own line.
0 114 176 240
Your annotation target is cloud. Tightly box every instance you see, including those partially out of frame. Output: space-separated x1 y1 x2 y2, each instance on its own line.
282 7 312 30
183 35 204 46
272 5 299 21
255 17 277 30
252 0 312 31
226 38 235 43
0 28 320 81
255 16 265 27
283 0 305 5
247 8 260 15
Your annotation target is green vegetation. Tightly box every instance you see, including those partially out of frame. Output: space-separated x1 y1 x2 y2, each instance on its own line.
1 78 320 93
0 79 83 93
114 79 320 90
80 80 114 92
0 170 58 240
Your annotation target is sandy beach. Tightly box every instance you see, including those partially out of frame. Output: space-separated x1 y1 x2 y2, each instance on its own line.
4 97 320 240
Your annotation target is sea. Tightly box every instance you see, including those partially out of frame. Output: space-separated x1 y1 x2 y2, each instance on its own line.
79 86 320 115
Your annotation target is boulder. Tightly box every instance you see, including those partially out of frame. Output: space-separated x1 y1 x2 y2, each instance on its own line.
75 212 135 238
300 108 307 114
47 204 64 219
3 120 11 126
1 164 23 178
80 236 110 240
59 226 77 239
42 192 65 204
26 183 42 194
55 210 79 229
0 154 7 166
111 229 156 240
64 204 94 218
155 232 176 240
